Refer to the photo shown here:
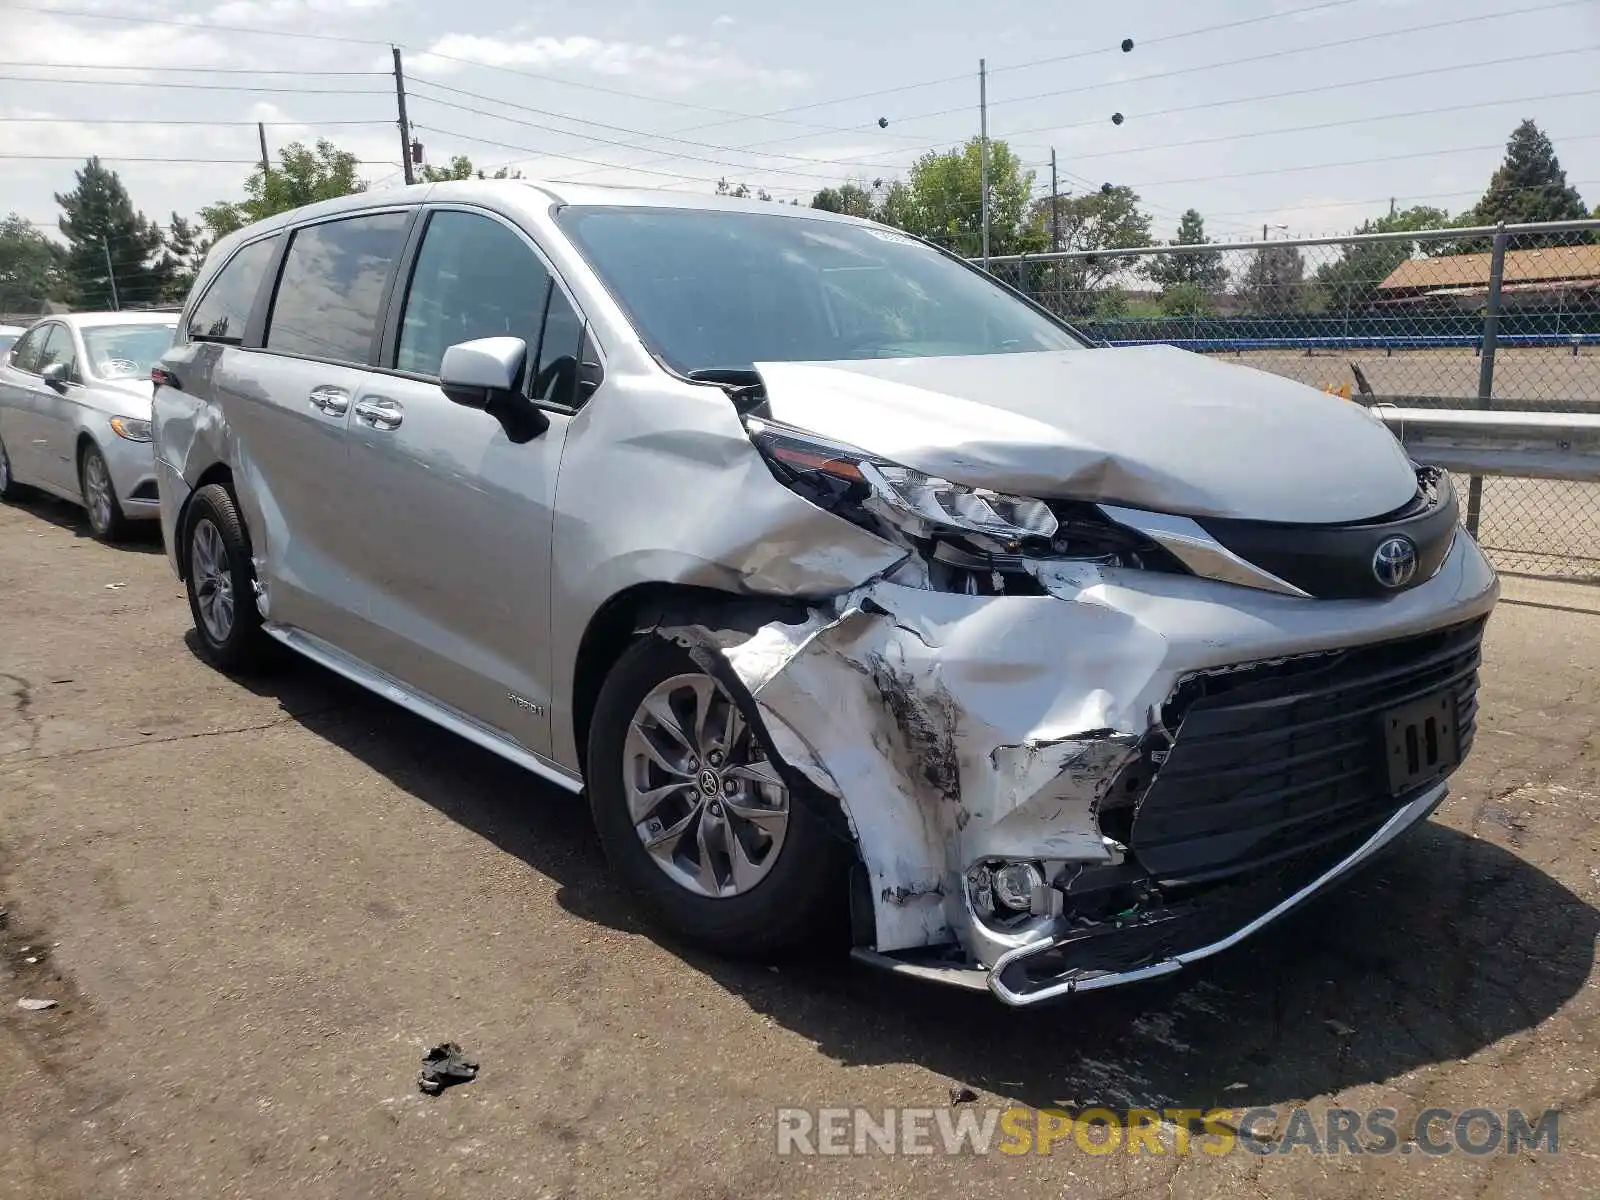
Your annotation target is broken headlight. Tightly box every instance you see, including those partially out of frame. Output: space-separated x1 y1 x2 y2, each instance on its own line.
747 417 1174 590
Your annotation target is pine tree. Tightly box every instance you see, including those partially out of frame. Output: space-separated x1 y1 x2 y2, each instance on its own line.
1472 121 1588 230
1152 209 1222 302
162 214 205 303
54 157 173 309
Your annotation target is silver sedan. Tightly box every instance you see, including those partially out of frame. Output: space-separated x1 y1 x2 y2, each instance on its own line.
0 312 177 541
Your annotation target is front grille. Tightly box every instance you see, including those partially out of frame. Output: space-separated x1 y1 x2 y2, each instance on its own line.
1129 617 1485 885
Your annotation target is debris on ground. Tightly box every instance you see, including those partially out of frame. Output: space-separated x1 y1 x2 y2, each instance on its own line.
418 1042 479 1095
16 998 58 1011
949 1085 979 1106
1325 1019 1355 1038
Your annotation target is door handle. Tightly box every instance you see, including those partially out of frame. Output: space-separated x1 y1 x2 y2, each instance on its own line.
353 396 404 431
308 385 350 418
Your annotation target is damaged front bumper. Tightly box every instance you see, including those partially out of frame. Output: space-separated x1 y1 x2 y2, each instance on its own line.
669 528 1497 1005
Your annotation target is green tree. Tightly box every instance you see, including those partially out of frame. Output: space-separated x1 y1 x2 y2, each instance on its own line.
893 138 1042 257
200 139 367 240
1158 281 1216 317
55 157 173 308
0 213 68 313
1028 185 1153 315
162 213 205 302
810 182 878 219
1315 204 1450 313
1471 120 1588 231
419 155 523 182
1237 243 1307 313
1147 209 1227 300
715 178 772 201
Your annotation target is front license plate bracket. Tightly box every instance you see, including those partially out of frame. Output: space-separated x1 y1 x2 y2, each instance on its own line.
1382 690 1460 795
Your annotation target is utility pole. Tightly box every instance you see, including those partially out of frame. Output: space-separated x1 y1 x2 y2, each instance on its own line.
392 47 415 185
1049 148 1061 252
101 237 119 311
257 122 271 180
979 58 990 269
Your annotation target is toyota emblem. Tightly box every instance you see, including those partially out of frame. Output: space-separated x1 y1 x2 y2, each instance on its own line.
1372 536 1418 589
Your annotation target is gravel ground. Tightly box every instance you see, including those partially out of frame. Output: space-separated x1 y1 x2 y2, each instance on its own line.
1 492 1597 1200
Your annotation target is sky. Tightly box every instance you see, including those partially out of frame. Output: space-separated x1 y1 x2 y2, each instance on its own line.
1 0 1596 245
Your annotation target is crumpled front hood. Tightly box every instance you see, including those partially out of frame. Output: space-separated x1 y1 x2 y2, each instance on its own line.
753 346 1418 524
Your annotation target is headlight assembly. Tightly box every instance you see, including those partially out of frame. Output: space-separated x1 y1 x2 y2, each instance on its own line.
746 417 1178 590
109 416 152 442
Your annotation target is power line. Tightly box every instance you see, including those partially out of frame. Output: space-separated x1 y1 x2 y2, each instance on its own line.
0 73 390 94
407 94 896 184
988 45 1600 144
625 0 1372 141
408 123 801 188
0 117 392 127
0 153 397 164
0 62 387 75
873 0 1590 130
407 79 909 171
1054 89 1600 165
1120 133 1600 189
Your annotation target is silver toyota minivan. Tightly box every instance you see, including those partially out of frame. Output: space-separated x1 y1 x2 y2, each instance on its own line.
154 182 1498 1005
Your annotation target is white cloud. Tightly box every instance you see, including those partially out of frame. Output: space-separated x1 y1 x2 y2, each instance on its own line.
711 15 735 29
414 31 809 92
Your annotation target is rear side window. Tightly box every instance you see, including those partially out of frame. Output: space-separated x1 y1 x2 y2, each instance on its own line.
8 325 45 372
267 211 410 364
188 235 278 344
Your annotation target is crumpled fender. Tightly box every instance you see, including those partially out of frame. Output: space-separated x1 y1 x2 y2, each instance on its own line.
661 533 1498 963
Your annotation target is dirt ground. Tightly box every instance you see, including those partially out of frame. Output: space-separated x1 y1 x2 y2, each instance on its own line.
1 493 1597 1200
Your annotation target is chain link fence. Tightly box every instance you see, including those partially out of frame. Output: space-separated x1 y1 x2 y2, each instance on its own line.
985 218 1600 581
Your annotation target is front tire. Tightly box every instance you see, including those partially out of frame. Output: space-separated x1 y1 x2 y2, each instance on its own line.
183 483 271 673
79 442 128 542
0 433 25 501
587 635 852 956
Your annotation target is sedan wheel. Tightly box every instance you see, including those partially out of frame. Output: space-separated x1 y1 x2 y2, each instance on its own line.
624 672 790 899
189 517 235 644
78 444 126 541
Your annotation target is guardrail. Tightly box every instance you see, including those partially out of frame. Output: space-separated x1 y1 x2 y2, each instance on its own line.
1373 408 1600 487
1102 333 1599 354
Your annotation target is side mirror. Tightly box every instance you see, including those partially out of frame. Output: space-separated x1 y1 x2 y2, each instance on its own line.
438 336 547 443
41 361 69 390
439 336 525 409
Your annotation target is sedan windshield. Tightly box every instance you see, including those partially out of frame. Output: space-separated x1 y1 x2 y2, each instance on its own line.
556 206 1083 374
82 323 178 380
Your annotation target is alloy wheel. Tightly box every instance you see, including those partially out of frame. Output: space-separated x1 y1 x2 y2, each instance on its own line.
623 672 790 899
190 517 235 643
82 450 114 534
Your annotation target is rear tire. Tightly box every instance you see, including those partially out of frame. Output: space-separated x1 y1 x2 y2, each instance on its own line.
183 483 272 673
79 442 128 542
587 634 852 957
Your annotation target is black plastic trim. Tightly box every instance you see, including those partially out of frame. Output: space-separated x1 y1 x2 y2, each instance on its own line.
1196 469 1459 599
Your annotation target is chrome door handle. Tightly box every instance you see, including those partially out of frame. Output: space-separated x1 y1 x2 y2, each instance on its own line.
353 396 404 431
309 385 350 417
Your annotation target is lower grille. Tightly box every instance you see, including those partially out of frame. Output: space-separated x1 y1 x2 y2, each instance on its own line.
1129 618 1485 885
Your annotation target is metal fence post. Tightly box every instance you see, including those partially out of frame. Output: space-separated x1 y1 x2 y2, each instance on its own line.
1465 222 1507 537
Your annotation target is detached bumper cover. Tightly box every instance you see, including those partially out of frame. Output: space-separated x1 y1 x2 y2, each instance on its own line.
987 783 1447 1005
663 530 1497 995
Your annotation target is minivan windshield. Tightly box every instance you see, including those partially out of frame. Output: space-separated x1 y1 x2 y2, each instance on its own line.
556 206 1084 375
82 323 178 380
